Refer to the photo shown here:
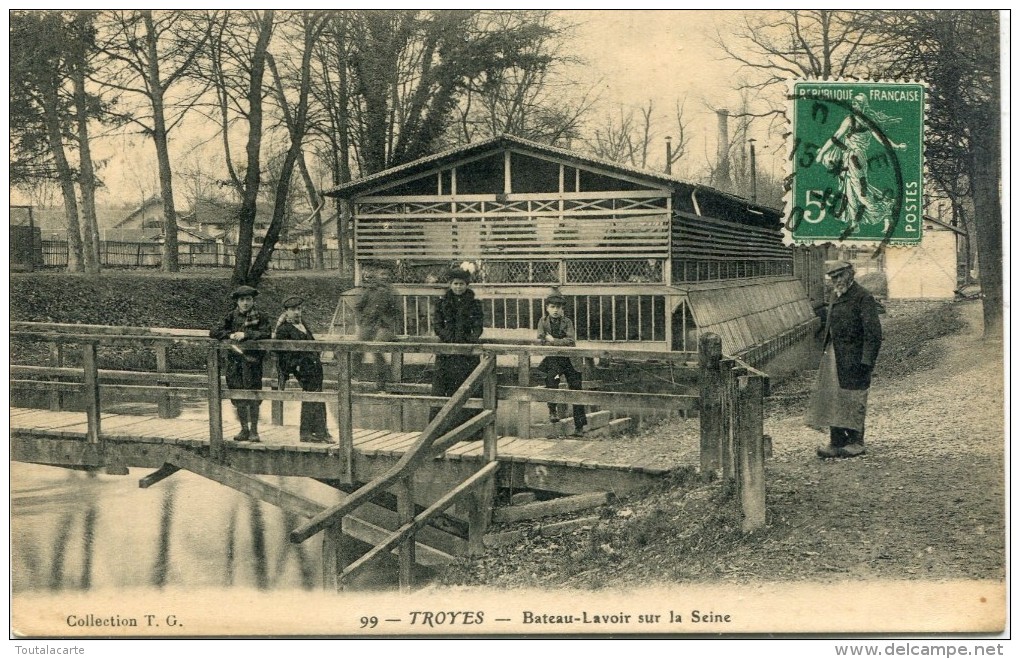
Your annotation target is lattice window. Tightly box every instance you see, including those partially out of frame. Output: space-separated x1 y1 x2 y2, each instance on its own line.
477 260 559 284
566 259 663 283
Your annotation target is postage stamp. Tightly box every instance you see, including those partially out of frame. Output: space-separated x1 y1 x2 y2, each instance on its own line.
785 81 926 246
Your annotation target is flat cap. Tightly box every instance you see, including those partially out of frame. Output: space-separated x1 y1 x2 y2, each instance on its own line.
282 296 304 308
825 260 853 276
231 285 259 298
545 293 566 306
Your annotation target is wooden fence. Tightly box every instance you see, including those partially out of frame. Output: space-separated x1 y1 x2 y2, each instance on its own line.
11 322 769 589
39 240 345 271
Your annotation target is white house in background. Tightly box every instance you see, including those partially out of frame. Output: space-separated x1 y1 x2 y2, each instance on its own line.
885 218 962 300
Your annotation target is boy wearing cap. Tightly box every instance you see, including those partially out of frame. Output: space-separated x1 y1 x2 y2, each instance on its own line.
806 261 883 458
274 296 331 443
431 267 484 427
536 291 587 436
210 285 271 442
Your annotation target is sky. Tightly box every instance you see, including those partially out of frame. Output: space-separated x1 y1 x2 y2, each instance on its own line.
16 10 788 210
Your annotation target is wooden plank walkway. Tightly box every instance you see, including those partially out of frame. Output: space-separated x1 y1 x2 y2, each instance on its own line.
9 407 676 476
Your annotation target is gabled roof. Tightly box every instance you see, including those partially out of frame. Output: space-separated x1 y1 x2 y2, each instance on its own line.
114 196 166 228
323 134 778 216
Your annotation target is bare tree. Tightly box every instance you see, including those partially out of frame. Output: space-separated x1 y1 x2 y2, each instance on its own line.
10 11 108 273
869 10 1001 336
452 10 594 145
203 10 325 285
715 10 880 130
585 98 690 173
95 10 212 271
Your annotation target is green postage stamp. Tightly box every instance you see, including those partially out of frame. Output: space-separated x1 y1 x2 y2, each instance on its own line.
786 80 925 245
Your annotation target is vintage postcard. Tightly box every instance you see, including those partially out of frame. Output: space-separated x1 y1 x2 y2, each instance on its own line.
8 8 1007 650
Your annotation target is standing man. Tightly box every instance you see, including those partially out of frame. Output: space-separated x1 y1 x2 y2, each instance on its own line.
211 285 271 443
354 266 402 384
274 296 332 443
536 291 587 436
806 261 883 458
431 266 484 429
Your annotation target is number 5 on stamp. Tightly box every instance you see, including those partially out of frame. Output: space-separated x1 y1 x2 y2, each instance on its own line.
786 81 925 245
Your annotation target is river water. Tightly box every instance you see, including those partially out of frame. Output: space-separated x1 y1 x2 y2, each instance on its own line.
10 398 433 593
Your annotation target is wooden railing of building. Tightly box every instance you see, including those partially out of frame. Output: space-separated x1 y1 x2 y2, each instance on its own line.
10 323 770 588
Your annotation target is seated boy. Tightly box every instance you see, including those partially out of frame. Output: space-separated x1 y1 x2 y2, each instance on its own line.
536 292 587 436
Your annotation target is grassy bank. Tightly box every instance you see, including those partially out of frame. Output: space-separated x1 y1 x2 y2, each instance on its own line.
10 271 353 370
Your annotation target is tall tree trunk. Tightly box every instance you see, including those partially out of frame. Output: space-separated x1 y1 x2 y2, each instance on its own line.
144 11 180 272
296 155 324 270
40 86 84 272
71 53 100 274
971 107 1001 337
232 13 273 286
335 17 354 280
249 13 319 283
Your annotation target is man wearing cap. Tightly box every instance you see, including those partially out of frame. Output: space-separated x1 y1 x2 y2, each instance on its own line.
211 285 271 442
536 290 587 436
431 267 484 428
274 296 331 443
806 260 883 458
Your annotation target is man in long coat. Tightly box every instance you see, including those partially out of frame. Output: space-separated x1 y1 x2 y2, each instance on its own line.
806 260 883 458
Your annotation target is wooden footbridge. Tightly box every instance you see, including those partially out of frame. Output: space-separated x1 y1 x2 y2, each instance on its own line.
10 322 769 591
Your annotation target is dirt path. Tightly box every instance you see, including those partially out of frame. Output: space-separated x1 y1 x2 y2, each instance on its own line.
440 300 1006 588
752 299 1004 582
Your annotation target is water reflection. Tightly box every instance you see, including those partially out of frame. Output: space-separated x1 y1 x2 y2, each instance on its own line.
11 461 433 593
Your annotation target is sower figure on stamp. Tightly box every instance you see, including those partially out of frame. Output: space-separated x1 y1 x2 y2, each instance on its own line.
431 266 484 430
210 285 271 443
354 266 402 385
806 261 883 458
536 290 587 437
274 296 332 443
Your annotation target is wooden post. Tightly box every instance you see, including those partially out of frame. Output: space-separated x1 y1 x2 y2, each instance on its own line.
155 344 173 419
517 352 531 438
81 343 101 444
388 350 404 430
482 355 498 462
48 343 63 412
321 521 354 592
337 349 354 484
737 373 766 532
698 333 723 475
719 358 738 481
271 364 285 426
395 477 415 592
207 346 224 460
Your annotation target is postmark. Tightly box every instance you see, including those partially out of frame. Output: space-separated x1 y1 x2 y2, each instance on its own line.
785 81 925 246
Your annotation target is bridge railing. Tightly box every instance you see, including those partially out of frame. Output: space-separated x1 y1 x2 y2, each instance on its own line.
10 322 767 533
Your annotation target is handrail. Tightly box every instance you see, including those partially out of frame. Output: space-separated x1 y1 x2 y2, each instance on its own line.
10 321 697 363
289 354 496 544
339 461 499 586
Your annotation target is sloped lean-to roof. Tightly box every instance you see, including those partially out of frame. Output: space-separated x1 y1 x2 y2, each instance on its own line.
686 279 814 355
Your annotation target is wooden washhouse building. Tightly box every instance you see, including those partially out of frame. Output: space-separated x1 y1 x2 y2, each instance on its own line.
324 135 818 359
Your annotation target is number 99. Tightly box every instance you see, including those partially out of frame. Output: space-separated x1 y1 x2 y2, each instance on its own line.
360 616 378 628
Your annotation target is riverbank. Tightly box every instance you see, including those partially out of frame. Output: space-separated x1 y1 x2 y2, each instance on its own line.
437 299 1005 588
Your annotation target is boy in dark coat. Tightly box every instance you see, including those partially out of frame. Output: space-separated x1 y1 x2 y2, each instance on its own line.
274 296 331 443
431 267 484 429
536 292 587 435
210 285 271 442
806 261 883 458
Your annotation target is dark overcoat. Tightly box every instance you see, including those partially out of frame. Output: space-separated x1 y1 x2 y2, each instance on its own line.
210 308 271 390
431 288 484 397
825 281 883 390
274 321 324 390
